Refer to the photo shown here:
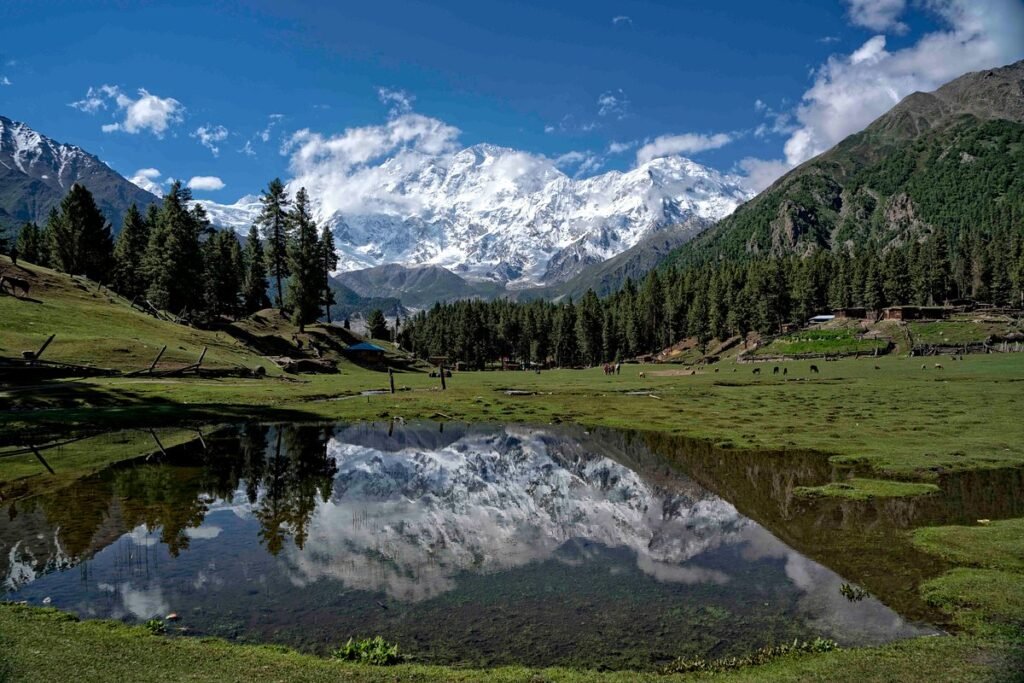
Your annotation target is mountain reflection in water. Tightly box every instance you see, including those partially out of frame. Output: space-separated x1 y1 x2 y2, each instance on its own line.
1 422 947 669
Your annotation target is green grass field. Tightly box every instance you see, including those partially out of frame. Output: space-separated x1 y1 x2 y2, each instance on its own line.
2 257 1024 681
751 328 889 357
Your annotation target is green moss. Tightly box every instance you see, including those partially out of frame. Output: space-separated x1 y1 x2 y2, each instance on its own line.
795 478 940 501
921 569 1024 634
913 519 1024 572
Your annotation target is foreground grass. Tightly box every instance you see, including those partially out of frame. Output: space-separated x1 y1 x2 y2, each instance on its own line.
914 519 1024 639
1 604 1020 683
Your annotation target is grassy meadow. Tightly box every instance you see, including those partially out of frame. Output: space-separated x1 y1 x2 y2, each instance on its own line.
1 256 1023 681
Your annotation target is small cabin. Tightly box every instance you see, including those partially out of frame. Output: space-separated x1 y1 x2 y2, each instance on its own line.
344 342 386 363
882 306 949 321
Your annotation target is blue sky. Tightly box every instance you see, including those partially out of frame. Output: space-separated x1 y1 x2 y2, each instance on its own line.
1 0 1022 203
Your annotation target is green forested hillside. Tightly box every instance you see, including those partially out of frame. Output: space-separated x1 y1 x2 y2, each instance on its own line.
669 60 1024 266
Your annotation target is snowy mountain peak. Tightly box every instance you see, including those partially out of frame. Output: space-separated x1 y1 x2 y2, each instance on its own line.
0 114 158 231
203 145 753 287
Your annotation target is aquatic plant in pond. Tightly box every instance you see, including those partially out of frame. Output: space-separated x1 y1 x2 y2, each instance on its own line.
663 638 840 674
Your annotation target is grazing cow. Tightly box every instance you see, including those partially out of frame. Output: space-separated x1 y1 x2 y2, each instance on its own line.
638 371 646 378
874 365 881 370
809 364 819 374
934 363 944 370
921 364 927 370
0 275 30 297
752 367 761 375
714 368 719 373
773 366 780 375
783 367 788 376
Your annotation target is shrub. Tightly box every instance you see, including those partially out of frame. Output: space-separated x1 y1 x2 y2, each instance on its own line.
332 636 400 666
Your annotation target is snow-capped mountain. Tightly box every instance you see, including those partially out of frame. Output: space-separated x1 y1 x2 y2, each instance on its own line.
0 115 157 231
203 145 753 287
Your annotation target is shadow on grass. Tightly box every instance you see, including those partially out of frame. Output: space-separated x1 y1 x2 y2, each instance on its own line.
0 379 321 444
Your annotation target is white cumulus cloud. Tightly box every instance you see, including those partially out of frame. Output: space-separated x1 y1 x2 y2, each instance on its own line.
635 132 733 164
845 0 908 33
72 85 184 136
192 124 229 156
0 76 11 86
188 175 225 191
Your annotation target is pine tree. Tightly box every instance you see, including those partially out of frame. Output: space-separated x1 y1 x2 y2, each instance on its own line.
143 182 206 313
15 222 44 265
575 289 603 366
112 204 150 298
285 188 322 331
258 178 292 309
366 309 388 339
318 225 338 323
203 229 243 317
241 224 270 314
44 183 113 280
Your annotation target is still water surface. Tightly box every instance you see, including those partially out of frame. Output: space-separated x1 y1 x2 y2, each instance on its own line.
1 423 950 669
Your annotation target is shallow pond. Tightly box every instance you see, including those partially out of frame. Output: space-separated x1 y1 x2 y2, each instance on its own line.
4 422 1018 669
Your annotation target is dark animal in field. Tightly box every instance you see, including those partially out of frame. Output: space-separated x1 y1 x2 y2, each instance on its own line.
638 371 646 378
0 274 30 297
874 365 881 370
809 365 819 374
752 367 761 375
773 366 779 375
921 364 927 370
714 368 719 373
783 367 788 376
934 363 944 369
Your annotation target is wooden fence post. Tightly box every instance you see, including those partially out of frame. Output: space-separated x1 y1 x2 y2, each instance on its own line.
440 364 447 391
388 367 395 394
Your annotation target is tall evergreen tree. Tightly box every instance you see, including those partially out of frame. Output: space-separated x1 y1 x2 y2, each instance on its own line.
366 309 388 339
143 182 206 313
285 188 322 331
318 225 338 323
44 183 113 280
257 178 292 309
203 229 244 317
15 222 44 265
242 224 270 314
112 203 150 298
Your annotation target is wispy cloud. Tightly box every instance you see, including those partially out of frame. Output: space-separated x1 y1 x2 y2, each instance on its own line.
612 15 633 27
259 114 283 143
378 87 415 117
545 113 599 135
607 140 636 154
635 132 733 164
191 124 229 156
0 76 11 86
597 89 630 119
188 175 225 192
